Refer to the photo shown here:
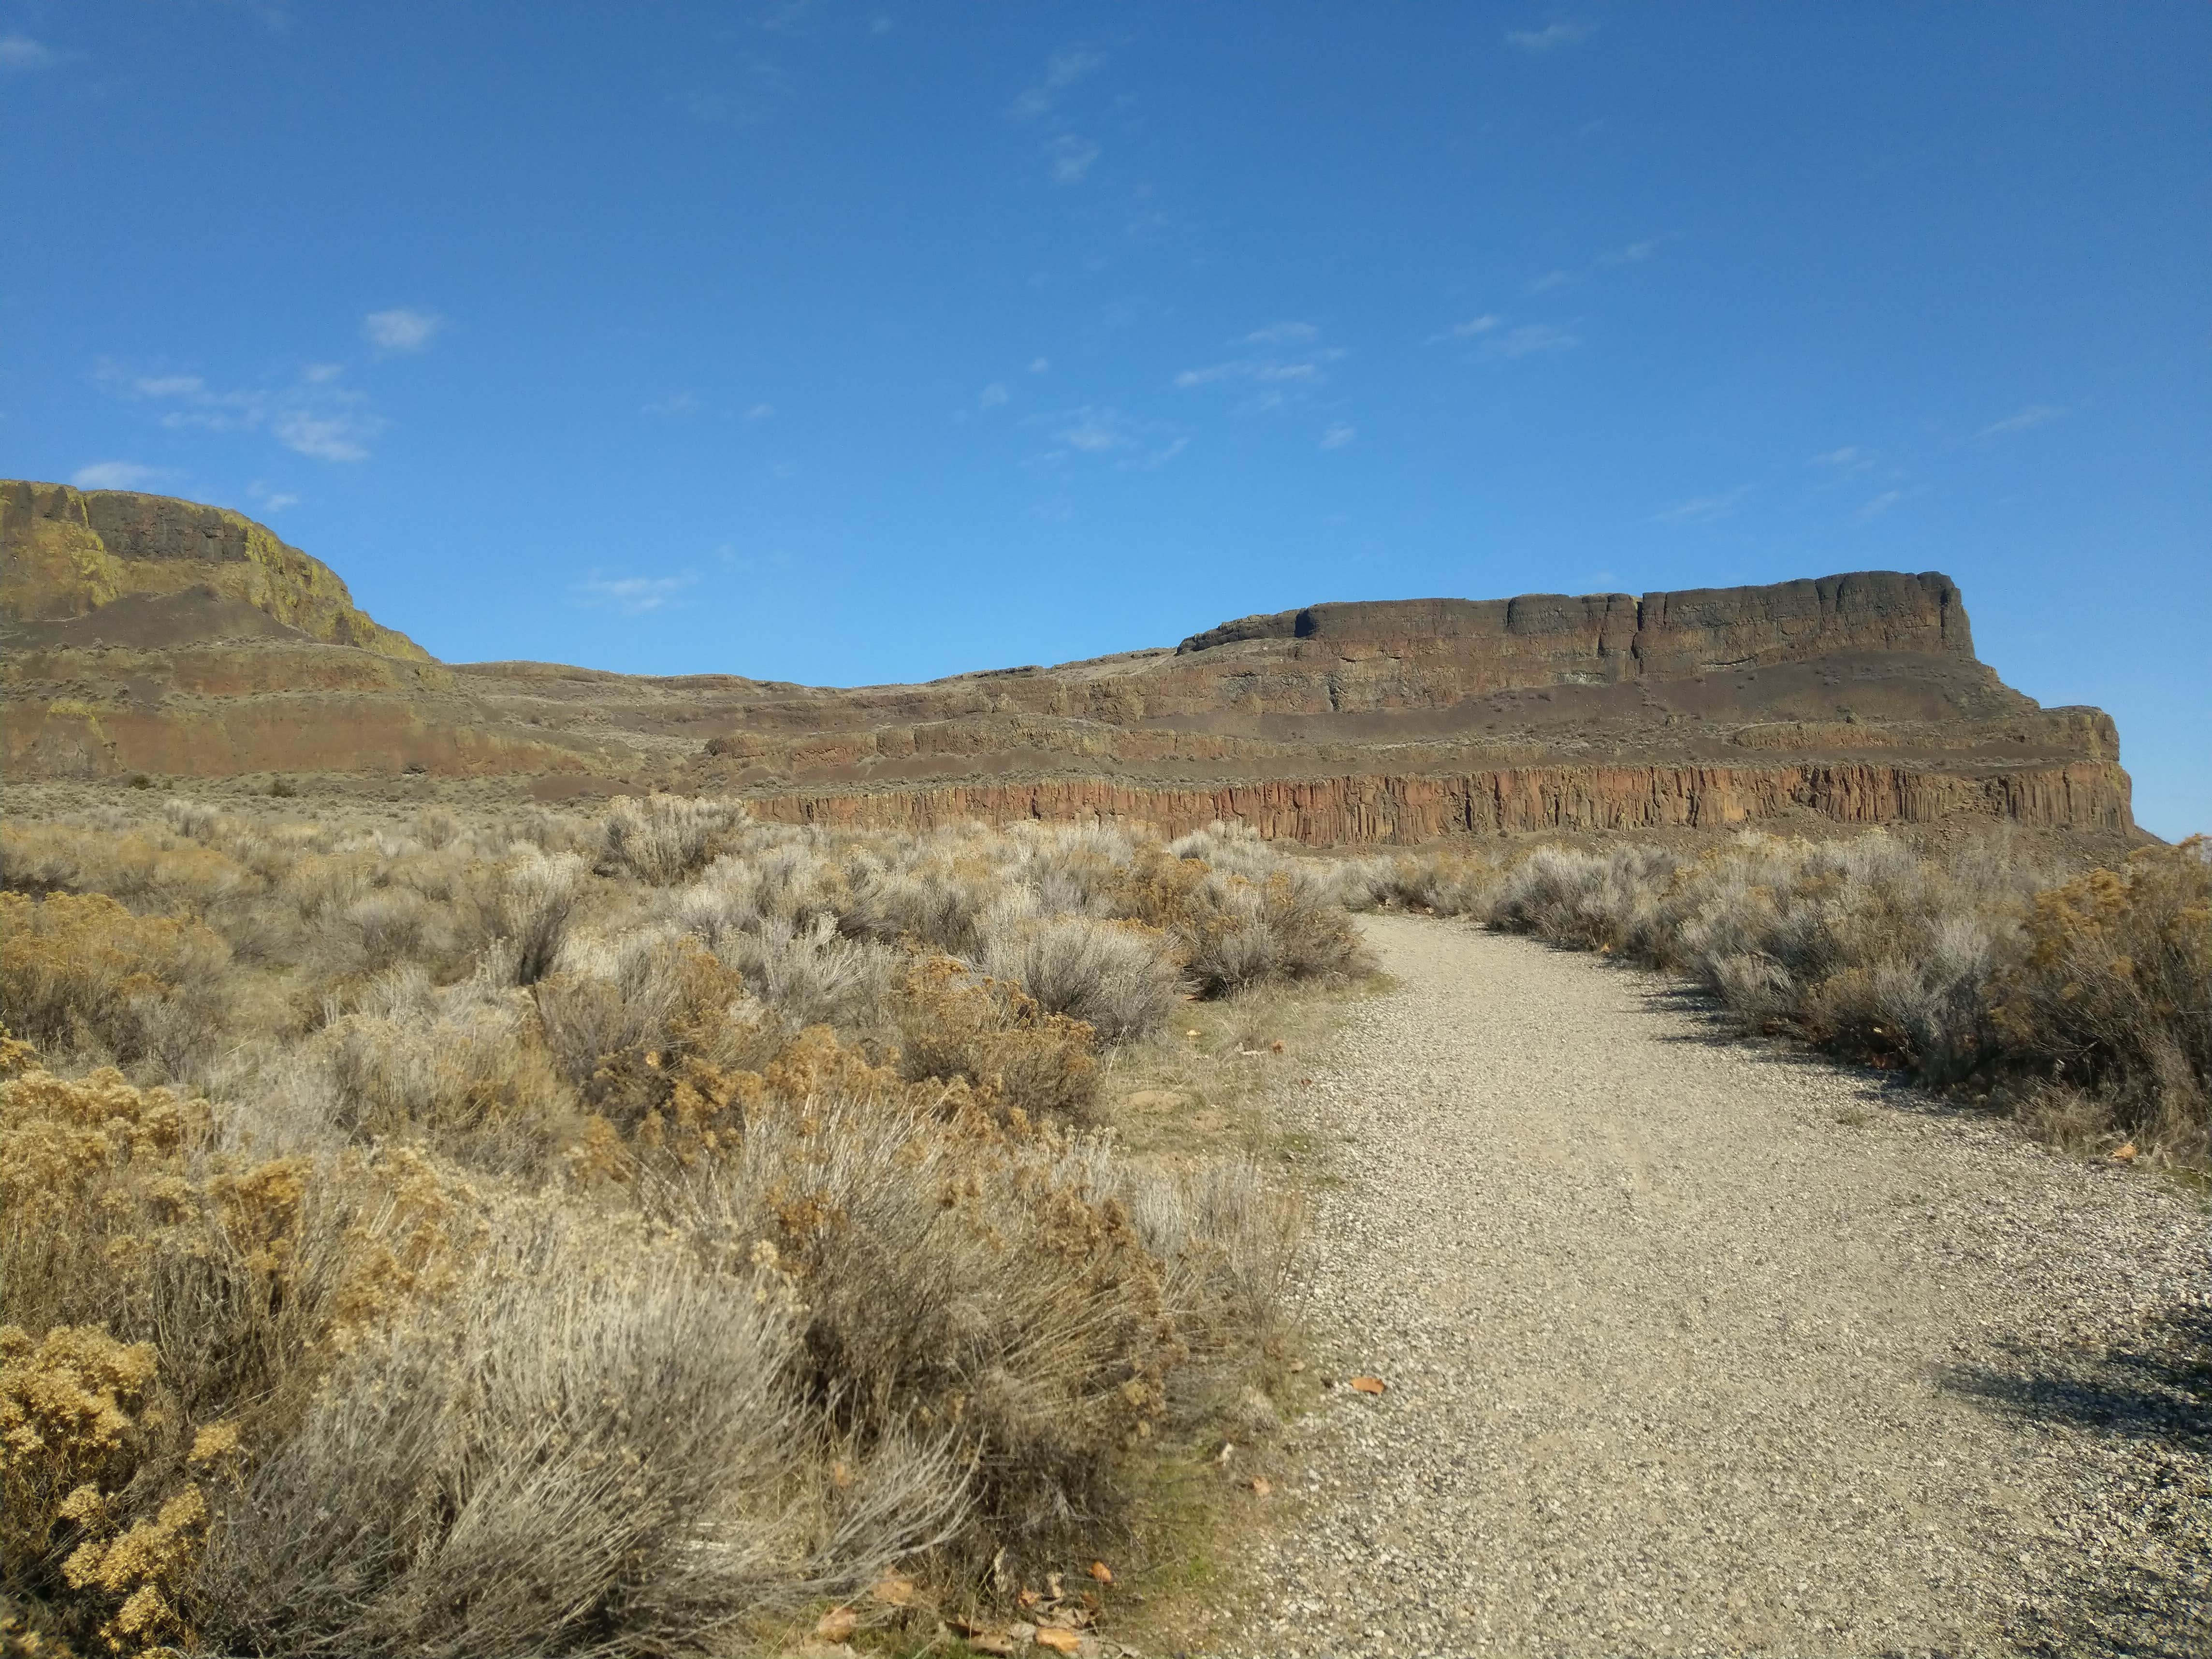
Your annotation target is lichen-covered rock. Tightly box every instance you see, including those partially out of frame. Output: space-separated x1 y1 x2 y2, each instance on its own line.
0 481 429 661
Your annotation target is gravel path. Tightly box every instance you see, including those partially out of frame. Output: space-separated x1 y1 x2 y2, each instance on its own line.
1226 917 2209 1659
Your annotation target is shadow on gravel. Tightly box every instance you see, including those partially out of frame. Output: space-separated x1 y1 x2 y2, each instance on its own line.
1947 1305 2212 1659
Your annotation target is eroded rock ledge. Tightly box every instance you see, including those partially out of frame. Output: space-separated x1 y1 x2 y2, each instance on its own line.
0 482 2136 843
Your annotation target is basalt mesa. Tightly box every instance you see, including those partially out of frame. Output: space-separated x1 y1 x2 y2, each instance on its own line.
1 480 2133 844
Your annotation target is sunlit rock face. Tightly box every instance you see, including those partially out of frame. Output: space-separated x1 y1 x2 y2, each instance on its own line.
0 480 2133 842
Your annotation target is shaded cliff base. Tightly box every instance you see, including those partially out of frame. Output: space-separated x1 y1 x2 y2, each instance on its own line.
0 771 2152 872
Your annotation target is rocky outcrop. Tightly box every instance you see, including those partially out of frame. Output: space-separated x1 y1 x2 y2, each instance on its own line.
0 481 429 660
742 760 2132 843
1177 572 1969 680
0 482 2138 844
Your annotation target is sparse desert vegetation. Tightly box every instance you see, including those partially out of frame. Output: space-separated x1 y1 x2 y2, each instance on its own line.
3 787 2202 1655
0 792 1359 1656
1335 829 2212 1165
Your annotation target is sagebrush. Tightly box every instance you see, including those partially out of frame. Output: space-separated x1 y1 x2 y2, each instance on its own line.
0 795 1356 1655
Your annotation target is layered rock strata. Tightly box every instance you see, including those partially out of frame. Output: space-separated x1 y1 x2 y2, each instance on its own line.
0 483 2135 842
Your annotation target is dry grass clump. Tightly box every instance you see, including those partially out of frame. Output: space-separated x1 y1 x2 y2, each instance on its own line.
0 791 1334 1651
1369 830 2211 1163
204 1208 961 1659
0 893 231 1077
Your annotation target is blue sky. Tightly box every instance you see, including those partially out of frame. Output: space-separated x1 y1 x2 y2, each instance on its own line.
6 3 2206 835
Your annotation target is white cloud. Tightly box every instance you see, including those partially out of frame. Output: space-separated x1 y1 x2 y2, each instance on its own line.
978 381 1010 409
642 390 703 417
1027 356 1051 374
1505 19 1596 53
362 307 443 352
1029 405 1186 469
1978 403 2063 437
276 409 378 463
1011 47 1103 119
1810 446 1866 467
1857 490 1904 520
102 356 392 463
70 461 171 491
1651 486 1751 524
247 480 301 512
745 402 775 420
1319 422 1356 451
1492 322 1580 357
574 574 697 616
1525 235 1669 296
1429 314 1502 344
1045 134 1100 185
1174 327 1346 407
0 34 52 69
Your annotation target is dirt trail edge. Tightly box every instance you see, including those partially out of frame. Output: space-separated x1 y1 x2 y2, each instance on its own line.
1220 916 2209 1659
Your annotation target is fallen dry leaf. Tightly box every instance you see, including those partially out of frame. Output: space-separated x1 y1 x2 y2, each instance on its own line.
870 1574 915 1606
1088 1560 1114 1585
1216 1440 1236 1464
2111 1142 2139 1163
966 1636 1017 1657
1185 1028 1202 1038
1349 1375 1387 1396
1270 1039 1285 1052
814 1606 858 1641
1250 1475 1273 1496
1016 1588 1041 1610
1035 1630 1082 1654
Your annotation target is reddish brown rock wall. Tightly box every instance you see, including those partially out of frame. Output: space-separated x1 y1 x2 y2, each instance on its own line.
743 760 2132 844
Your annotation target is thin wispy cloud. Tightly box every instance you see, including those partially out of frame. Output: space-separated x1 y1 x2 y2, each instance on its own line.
1492 322 1580 358
676 65 792 126
1978 403 2063 437
1319 422 1356 450
1045 134 1101 185
1175 324 1345 414
1027 356 1051 374
275 409 378 463
1810 446 1867 468
363 307 443 352
1505 19 1596 53
1526 235 1669 294
978 381 1011 410
1857 489 1904 520
745 402 775 420
1651 485 1751 524
1028 405 1187 470
1243 321 1320 346
1427 314 1502 343
0 34 53 70
98 357 384 462
71 461 173 491
574 573 697 616
1011 47 1104 119
642 390 703 417
246 480 301 512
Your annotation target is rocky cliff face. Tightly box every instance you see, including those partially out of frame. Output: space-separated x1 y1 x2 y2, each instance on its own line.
0 482 2135 843
0 482 429 660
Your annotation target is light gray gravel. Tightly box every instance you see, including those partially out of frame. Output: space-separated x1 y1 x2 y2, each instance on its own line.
1223 916 2210 1658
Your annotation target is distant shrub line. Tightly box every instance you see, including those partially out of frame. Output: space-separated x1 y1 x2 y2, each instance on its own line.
1331 831 2211 1164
